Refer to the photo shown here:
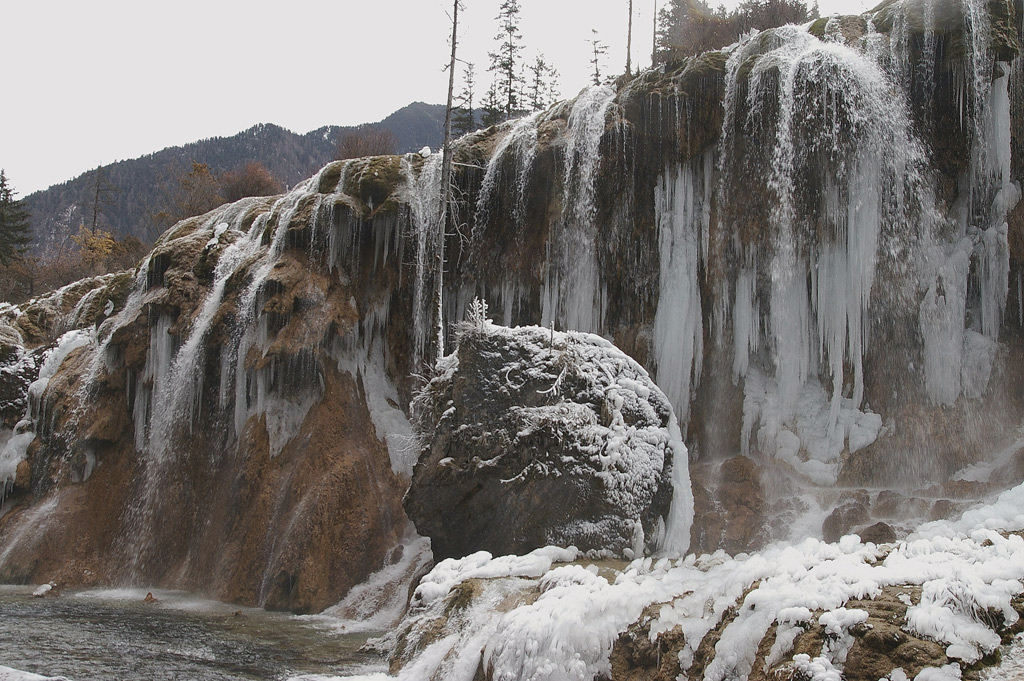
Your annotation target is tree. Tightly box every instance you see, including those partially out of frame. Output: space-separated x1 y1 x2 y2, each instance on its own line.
435 0 463 362
589 29 610 85
488 0 525 121
336 126 398 159
453 62 478 136
176 161 223 218
480 81 506 128
151 160 225 234
0 170 32 267
655 0 730 62
732 0 812 34
219 161 283 202
107 235 148 271
655 0 813 62
71 224 116 275
626 0 635 75
87 165 117 235
527 54 560 111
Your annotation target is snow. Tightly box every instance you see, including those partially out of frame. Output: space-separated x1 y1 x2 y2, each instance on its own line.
335 350 416 477
1 330 92 486
740 365 883 485
31 583 53 597
337 477 1024 681
411 546 579 608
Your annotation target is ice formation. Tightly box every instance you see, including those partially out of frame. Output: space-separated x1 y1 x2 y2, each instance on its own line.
1 0 1023 676
0 330 91 492
314 481 1024 681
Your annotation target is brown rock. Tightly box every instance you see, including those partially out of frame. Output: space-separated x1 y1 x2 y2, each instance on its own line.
822 501 870 543
719 456 767 554
871 490 906 518
14 459 30 490
859 521 897 545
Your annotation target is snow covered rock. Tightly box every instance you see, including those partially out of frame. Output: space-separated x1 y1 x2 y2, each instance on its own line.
404 320 692 559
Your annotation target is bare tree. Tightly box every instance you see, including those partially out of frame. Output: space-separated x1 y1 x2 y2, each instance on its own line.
435 0 463 362
626 0 634 75
88 165 117 235
336 126 398 160
219 161 283 202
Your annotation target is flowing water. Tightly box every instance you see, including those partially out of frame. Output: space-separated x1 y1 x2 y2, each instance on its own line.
0 587 383 681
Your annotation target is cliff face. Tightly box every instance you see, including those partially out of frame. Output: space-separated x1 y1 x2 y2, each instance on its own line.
0 0 1022 612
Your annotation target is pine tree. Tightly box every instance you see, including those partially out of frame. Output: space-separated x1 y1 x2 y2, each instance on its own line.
488 0 525 121
453 63 477 136
0 170 32 266
480 81 505 128
589 29 609 85
527 54 560 112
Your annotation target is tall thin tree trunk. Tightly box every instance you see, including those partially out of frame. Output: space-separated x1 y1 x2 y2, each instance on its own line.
652 0 658 66
435 0 460 364
626 0 634 76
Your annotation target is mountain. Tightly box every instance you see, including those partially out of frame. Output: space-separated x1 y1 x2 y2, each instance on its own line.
23 102 446 246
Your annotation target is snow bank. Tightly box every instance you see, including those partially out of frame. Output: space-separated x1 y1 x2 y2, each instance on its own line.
343 478 1024 681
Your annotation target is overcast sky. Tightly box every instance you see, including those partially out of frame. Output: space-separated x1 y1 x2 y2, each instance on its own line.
3 0 870 196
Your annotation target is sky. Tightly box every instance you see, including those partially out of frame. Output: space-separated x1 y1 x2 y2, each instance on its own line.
3 0 870 197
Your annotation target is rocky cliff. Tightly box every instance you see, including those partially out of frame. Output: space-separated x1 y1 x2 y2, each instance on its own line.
0 0 1022 623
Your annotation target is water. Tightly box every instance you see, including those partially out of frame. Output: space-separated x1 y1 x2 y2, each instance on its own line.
0 587 383 681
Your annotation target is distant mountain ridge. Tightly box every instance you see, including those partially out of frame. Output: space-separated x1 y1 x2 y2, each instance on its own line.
25 102 447 246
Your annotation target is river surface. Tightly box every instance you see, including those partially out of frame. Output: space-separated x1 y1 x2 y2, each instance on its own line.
0 586 385 681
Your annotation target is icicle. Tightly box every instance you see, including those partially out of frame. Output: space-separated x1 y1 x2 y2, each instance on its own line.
405 153 443 367
653 154 710 425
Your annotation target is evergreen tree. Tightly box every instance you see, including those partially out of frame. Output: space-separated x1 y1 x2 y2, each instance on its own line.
480 81 505 128
655 0 812 62
453 63 478 136
488 0 525 121
589 29 609 85
527 54 560 111
0 170 32 266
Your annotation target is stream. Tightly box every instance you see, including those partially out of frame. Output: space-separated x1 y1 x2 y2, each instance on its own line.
0 586 384 681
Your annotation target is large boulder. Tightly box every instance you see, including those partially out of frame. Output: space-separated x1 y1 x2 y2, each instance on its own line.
403 316 691 559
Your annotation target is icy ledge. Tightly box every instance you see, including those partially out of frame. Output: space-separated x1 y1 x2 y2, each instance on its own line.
299 481 1024 681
